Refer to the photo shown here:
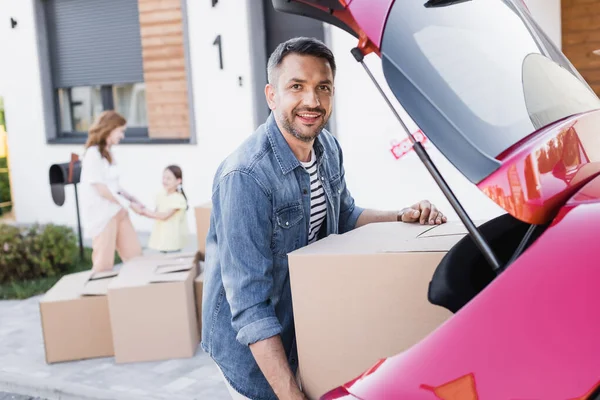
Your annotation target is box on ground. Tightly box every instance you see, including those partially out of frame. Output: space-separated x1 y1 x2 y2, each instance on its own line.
288 221 481 399
107 256 199 364
128 253 203 340
194 202 212 254
40 269 118 363
194 271 204 339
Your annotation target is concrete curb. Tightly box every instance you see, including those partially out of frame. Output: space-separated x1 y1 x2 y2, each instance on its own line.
0 372 190 400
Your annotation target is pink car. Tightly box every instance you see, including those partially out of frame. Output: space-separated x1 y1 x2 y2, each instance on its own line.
273 1 600 399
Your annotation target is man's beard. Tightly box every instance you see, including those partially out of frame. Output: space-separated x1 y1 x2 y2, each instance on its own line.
279 107 328 143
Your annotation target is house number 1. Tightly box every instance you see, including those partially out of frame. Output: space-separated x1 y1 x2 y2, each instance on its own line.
213 34 223 70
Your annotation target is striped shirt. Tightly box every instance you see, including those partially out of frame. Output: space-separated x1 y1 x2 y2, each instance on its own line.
301 150 326 244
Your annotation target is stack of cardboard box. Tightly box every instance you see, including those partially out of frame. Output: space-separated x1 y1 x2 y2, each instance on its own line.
39 202 212 364
39 200 474 400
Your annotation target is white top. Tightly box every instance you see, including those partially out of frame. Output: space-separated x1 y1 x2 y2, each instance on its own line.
79 146 125 238
301 150 326 244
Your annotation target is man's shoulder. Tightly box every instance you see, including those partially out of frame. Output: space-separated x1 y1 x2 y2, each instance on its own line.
318 129 342 160
213 125 275 190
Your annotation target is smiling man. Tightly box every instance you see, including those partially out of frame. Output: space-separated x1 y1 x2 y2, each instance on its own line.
201 37 447 400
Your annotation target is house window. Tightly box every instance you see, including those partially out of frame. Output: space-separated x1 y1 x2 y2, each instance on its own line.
57 84 148 137
42 0 192 143
57 86 102 133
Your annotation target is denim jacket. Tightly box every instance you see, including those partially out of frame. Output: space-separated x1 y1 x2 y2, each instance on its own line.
201 113 364 400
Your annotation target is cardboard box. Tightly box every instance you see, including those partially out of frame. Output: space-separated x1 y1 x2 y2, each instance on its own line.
107 257 200 364
194 272 203 339
40 270 118 363
288 221 478 399
127 251 197 264
194 202 212 254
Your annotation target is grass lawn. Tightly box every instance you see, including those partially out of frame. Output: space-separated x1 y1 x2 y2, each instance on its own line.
0 248 121 300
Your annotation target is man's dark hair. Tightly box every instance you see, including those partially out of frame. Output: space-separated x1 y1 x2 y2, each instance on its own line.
267 37 336 85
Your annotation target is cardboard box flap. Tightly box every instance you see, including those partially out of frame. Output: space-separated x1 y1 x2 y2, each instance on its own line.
81 277 114 296
149 271 191 283
164 252 196 261
150 263 194 283
41 271 94 302
155 263 194 275
417 220 487 238
125 255 167 265
385 233 465 252
108 262 156 289
110 256 193 289
164 256 196 264
124 253 197 268
90 270 118 280
290 222 435 256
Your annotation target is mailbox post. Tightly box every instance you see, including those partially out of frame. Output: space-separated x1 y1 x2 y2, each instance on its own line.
49 153 84 260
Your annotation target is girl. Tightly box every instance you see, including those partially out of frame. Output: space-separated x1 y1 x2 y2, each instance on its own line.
79 110 143 272
134 165 189 252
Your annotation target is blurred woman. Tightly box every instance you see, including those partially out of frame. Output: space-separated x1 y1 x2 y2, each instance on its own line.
79 110 143 272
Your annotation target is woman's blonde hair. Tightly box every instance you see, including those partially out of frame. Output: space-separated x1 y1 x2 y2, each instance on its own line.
85 110 126 164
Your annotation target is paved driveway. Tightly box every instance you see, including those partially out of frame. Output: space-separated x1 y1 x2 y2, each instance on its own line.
0 393 44 400
0 295 229 400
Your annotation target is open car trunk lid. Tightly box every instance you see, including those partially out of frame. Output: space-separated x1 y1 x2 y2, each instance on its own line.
271 0 600 225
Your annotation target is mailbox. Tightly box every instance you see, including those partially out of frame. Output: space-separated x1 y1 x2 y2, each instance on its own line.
49 153 84 259
49 156 81 206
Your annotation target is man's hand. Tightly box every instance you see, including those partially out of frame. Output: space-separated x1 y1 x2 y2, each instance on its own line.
400 200 447 225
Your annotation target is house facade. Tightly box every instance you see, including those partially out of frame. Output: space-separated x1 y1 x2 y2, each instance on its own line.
0 0 574 237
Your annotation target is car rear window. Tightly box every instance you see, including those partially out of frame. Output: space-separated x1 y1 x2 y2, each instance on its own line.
381 0 600 160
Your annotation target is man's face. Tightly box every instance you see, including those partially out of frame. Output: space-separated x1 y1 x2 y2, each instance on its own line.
266 53 334 143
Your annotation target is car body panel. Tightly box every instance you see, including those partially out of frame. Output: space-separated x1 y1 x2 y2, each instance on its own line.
322 175 600 399
344 0 393 49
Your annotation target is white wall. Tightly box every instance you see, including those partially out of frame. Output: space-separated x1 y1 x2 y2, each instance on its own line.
327 1 562 222
0 0 256 238
525 0 562 49
0 1 14 119
0 0 563 235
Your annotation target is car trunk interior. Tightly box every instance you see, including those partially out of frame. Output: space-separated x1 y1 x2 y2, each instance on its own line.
428 213 550 313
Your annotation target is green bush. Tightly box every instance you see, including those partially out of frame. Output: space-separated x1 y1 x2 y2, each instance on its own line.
0 157 11 213
0 224 25 283
0 223 78 283
0 97 4 127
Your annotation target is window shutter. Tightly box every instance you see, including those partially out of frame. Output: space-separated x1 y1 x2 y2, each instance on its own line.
44 0 144 88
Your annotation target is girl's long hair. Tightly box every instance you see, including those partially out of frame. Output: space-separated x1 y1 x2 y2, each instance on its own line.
85 110 126 164
166 165 189 210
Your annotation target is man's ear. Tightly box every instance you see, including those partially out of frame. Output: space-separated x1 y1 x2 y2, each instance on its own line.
265 84 277 111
